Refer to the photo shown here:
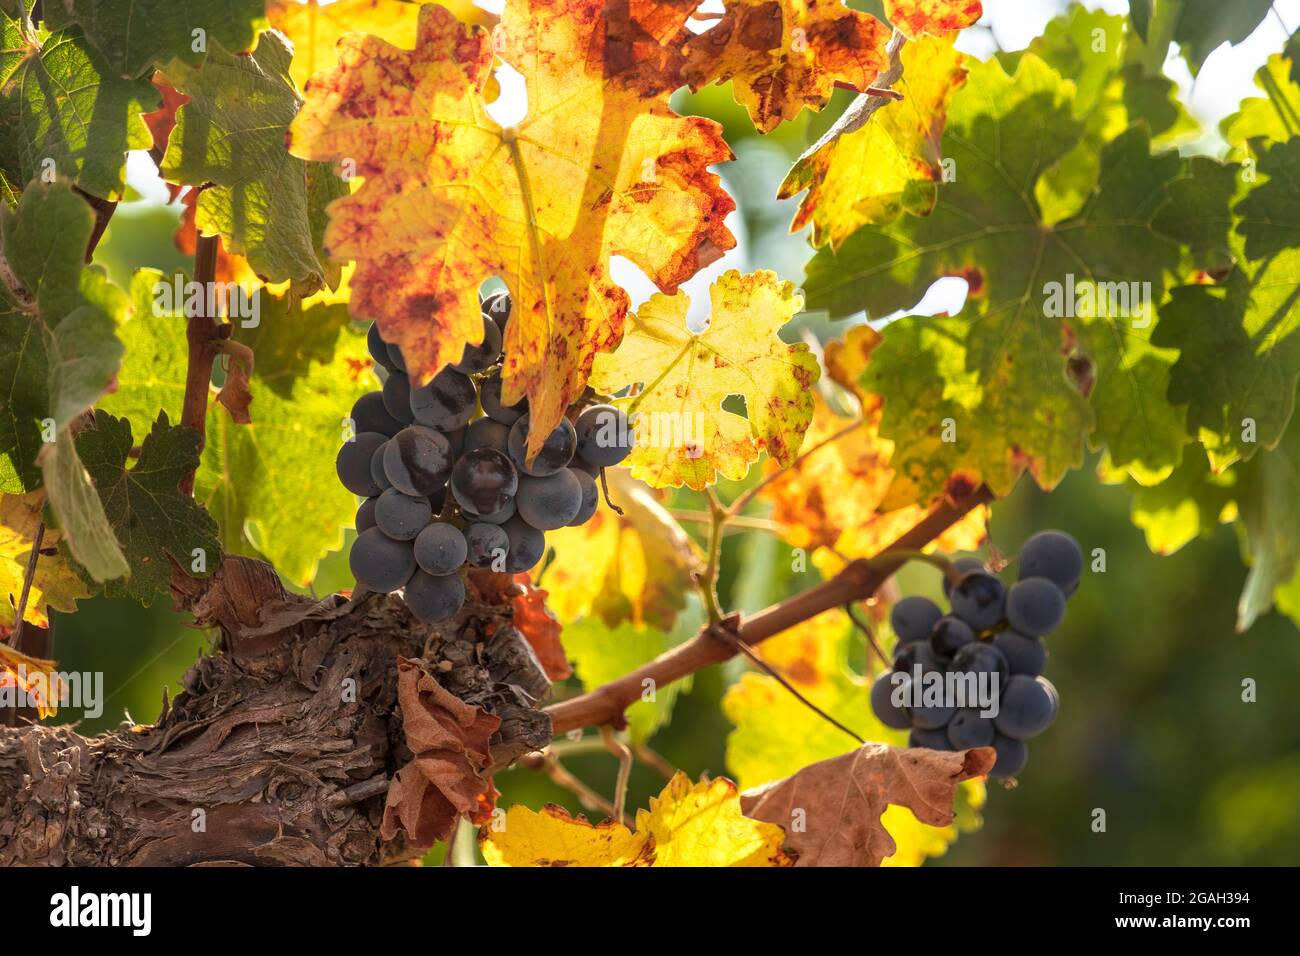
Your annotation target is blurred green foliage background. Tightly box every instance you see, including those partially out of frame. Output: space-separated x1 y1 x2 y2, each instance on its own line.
47 0 1300 867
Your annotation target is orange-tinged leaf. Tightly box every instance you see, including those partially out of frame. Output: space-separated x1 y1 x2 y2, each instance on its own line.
267 0 494 91
541 468 700 629
288 1 736 458
883 0 983 38
741 743 994 866
507 574 571 681
781 34 967 247
683 0 891 133
589 269 819 490
480 771 794 866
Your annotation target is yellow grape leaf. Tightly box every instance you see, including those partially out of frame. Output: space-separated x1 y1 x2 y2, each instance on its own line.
541 468 700 629
761 326 987 565
682 0 891 133
0 493 92 631
884 0 983 38
781 35 967 248
267 0 494 91
723 609 986 866
590 269 819 490
288 0 735 458
480 771 793 866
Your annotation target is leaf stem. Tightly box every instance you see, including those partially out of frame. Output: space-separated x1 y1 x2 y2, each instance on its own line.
600 726 633 825
696 488 727 624
179 232 222 496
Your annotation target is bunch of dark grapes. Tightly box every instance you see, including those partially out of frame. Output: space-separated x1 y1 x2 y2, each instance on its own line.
870 531 1083 780
335 291 633 622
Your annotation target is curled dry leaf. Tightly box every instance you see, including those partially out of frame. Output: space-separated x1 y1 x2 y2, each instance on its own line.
481 771 794 866
509 574 571 682
741 742 995 866
214 341 255 425
380 657 502 849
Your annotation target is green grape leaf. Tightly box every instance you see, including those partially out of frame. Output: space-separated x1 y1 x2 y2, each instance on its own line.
1117 444 1237 556
100 270 375 587
1221 53 1300 150
75 410 218 603
42 0 266 79
1235 391 1300 631
1152 143 1300 470
805 55 1185 503
560 615 697 743
1139 0 1272 76
160 31 345 295
1000 7 1196 224
0 9 160 200
0 178 128 580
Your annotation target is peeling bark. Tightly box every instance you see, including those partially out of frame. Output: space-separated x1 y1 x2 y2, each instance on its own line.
0 559 552 866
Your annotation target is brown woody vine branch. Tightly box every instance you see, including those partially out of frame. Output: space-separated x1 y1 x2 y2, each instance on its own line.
178 232 225 495
544 482 994 734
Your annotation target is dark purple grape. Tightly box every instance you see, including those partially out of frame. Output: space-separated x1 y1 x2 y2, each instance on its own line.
568 467 598 525
1019 530 1083 595
465 522 509 569
1005 577 1066 636
502 515 545 572
336 432 388 497
516 470 582 530
451 448 518 516
355 496 379 533
368 323 397 372
947 708 995 749
467 496 515 524
911 701 955 731
453 314 503 374
414 522 467 575
942 556 988 598
370 440 392 492
387 343 406 372
891 595 943 644
375 488 432 540
463 417 512 455
950 571 1006 631
350 527 415 593
992 629 1046 676
350 391 402 437
482 290 511 335
383 426 452 497
990 733 1028 778
894 639 943 676
409 367 476 431
909 727 954 750
948 641 1008 683
929 616 975 659
994 675 1057 739
507 414 576 477
382 372 414 425
445 425 466 458
575 403 633 468
871 671 912 730
404 570 465 623
480 371 525 426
